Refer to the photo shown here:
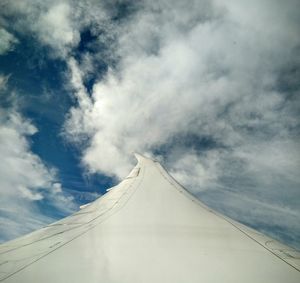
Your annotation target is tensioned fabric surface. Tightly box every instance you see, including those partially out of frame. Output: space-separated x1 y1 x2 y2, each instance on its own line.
0 154 299 282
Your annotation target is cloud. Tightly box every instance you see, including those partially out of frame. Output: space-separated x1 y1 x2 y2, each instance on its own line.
1 0 299 247
198 187 300 248
0 91 76 242
35 2 80 57
62 0 300 247
1 0 77 57
0 0 113 58
0 75 9 89
65 0 300 174
0 28 18 55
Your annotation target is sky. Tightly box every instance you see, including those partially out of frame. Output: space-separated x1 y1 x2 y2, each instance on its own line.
0 0 299 249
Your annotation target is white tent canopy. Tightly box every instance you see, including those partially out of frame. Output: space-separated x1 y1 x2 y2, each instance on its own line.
0 153 299 282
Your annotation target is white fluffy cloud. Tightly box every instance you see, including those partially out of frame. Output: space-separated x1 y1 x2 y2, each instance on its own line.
62 0 300 246
0 0 112 58
0 101 76 242
65 0 299 174
36 2 80 57
1 0 76 57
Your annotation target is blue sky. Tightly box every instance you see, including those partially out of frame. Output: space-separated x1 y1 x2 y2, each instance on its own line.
0 0 300 249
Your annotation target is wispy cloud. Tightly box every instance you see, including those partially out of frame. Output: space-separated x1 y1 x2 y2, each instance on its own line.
0 28 18 55
0 82 76 242
0 75 10 89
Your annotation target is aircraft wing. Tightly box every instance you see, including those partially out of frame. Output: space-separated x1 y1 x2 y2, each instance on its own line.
0 153 299 282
